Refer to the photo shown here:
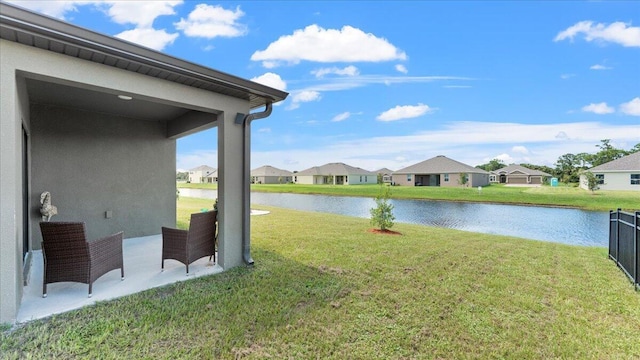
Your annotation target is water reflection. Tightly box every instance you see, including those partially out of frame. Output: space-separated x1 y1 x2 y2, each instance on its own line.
179 188 608 247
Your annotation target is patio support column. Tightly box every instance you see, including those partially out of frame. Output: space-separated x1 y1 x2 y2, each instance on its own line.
0 52 21 324
216 111 245 269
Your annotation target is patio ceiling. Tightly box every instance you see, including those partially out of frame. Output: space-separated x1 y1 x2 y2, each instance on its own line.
26 78 191 122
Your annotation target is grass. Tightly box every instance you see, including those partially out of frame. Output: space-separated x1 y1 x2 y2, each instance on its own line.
178 182 640 212
2 197 639 359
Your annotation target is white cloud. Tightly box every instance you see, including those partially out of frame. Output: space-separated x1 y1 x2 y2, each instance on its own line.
311 66 359 78
251 24 407 67
443 85 472 89
554 21 640 47
291 75 473 94
376 103 433 122
250 73 287 91
104 1 182 28
181 121 640 172
332 112 351 122
258 128 271 133
115 28 178 51
555 131 569 139
395 64 408 74
512 146 529 154
619 97 640 116
581 102 615 114
287 90 322 110
494 153 514 164
12 1 183 51
246 121 640 171
560 74 576 79
590 64 612 70
175 4 247 38
292 90 321 103
4 0 88 19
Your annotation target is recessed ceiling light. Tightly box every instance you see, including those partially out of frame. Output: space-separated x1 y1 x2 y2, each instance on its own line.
117 95 133 100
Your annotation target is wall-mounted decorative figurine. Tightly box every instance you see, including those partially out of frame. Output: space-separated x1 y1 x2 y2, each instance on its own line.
40 191 58 222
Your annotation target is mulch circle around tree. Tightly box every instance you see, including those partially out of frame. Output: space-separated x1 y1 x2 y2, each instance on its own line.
367 229 402 235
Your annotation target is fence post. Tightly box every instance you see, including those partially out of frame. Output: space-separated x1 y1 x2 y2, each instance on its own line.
635 211 639 289
616 208 621 267
609 210 614 260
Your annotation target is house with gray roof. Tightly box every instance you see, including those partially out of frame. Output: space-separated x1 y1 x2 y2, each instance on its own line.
0 3 287 324
251 165 293 184
375 168 395 184
579 151 640 191
490 164 551 185
188 165 217 184
295 163 377 185
393 155 490 187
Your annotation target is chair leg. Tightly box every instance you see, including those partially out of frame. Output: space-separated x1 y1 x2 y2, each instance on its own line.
161 259 165 272
121 266 125 280
88 283 93 298
42 282 47 298
186 264 189 275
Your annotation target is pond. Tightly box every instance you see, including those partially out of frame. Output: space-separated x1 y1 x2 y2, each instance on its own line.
178 188 609 247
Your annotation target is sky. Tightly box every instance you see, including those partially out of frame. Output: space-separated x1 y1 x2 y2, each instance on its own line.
7 0 640 172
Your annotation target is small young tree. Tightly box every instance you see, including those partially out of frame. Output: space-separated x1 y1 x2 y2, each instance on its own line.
459 172 468 188
583 171 600 193
370 184 395 231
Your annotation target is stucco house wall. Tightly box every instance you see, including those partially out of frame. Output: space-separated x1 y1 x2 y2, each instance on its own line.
30 104 176 246
469 173 490 187
580 172 639 191
346 174 377 185
294 175 317 185
393 173 414 186
394 172 489 187
0 3 287 324
253 176 292 184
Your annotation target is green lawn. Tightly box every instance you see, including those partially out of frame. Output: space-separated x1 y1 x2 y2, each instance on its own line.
178 182 640 212
2 197 638 359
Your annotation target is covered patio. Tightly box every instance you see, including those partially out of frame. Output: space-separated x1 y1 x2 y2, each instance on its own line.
0 3 287 324
18 234 222 323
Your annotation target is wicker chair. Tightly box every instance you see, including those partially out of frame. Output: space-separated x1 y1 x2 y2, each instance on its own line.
162 211 217 274
39 222 124 298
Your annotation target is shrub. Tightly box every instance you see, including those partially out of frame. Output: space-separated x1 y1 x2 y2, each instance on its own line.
370 184 395 230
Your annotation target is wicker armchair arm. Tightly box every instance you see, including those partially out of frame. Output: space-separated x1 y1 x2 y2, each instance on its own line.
88 231 123 261
162 227 188 245
88 231 124 282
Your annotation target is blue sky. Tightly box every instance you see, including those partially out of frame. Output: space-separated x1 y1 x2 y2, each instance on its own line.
8 0 640 172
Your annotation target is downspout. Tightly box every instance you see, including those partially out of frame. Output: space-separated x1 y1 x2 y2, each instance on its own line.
235 102 273 265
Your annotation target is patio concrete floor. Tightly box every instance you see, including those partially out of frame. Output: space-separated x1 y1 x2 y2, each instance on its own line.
17 234 223 323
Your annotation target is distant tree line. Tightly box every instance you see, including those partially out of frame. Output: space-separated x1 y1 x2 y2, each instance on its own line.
476 140 640 184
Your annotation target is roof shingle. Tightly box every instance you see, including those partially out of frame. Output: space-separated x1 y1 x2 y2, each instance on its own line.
589 151 640 172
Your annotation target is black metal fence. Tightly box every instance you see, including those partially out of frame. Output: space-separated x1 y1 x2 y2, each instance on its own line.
609 209 639 290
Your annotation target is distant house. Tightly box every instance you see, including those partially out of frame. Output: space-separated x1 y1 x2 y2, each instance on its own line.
393 155 490 187
490 164 551 185
251 165 293 184
375 168 395 184
188 165 217 184
579 152 640 191
295 163 377 185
